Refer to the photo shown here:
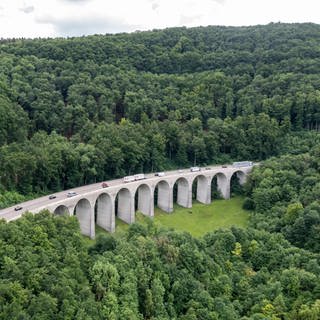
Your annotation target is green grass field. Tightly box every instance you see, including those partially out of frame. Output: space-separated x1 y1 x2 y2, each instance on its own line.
114 196 250 237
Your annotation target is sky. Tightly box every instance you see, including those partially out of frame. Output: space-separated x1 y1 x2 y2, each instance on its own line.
0 0 319 38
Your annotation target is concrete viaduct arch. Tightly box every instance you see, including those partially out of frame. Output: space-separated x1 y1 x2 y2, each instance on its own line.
1 165 253 239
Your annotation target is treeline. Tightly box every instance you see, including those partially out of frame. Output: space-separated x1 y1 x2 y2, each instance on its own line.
0 114 284 196
2 54 320 135
1 212 319 319
1 23 320 198
244 132 320 254
2 23 320 319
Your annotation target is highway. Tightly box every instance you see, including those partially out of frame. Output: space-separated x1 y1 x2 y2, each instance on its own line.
0 164 249 222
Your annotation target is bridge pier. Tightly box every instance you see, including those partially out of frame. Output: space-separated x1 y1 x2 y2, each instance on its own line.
216 173 230 199
157 181 173 213
117 188 133 224
75 199 95 239
138 184 153 217
236 171 247 185
176 178 191 208
196 176 211 204
96 193 114 232
6 165 253 238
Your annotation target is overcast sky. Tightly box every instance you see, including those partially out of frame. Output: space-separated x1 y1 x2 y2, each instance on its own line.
0 0 319 38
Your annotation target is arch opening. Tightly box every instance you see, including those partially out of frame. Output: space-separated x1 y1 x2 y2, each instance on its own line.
173 177 190 208
230 170 246 197
53 205 70 216
74 198 94 238
95 193 114 232
115 188 133 224
135 184 153 217
154 180 172 213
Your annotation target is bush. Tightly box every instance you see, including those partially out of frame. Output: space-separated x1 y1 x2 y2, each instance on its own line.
242 197 255 210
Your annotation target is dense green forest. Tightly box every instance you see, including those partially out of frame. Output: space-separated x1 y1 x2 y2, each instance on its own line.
1 23 320 319
1 23 320 198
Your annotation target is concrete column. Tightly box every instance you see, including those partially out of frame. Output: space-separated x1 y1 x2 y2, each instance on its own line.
176 178 190 208
196 176 211 204
90 206 95 239
217 173 230 199
75 199 94 238
187 184 192 208
110 205 115 232
96 194 114 232
236 171 247 185
130 194 135 223
117 188 133 224
138 185 153 216
157 181 173 213
149 192 154 217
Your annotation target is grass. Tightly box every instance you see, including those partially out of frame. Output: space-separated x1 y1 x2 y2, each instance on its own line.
153 196 249 237
114 196 250 237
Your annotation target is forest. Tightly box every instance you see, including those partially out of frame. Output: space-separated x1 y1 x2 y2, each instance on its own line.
1 23 320 198
0 23 320 318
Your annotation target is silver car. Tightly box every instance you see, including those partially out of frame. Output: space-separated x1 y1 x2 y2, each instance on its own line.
67 191 77 197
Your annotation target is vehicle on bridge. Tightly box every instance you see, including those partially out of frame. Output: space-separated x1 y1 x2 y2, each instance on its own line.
0 163 254 239
134 174 145 181
49 195 57 200
232 161 253 167
123 174 146 183
123 175 135 183
67 191 77 197
101 182 109 188
155 172 165 177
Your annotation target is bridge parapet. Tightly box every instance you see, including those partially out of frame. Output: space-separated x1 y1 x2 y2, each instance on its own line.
0 165 254 238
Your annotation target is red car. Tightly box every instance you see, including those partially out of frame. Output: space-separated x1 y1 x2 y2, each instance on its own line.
101 182 109 188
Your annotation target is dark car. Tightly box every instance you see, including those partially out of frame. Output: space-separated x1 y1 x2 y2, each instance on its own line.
222 165 228 168
49 195 57 200
14 206 23 211
102 182 109 188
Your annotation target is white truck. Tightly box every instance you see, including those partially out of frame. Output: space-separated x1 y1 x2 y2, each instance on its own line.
232 161 253 167
123 174 146 183
134 174 145 181
123 175 135 183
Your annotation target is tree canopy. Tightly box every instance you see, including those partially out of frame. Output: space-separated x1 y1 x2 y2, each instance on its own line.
1 23 320 319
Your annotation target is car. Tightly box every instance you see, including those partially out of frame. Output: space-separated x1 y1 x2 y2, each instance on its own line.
67 191 77 197
190 167 201 172
178 169 184 173
123 175 135 183
222 165 228 168
14 206 23 211
101 182 109 188
155 172 165 177
205 167 211 170
49 195 57 200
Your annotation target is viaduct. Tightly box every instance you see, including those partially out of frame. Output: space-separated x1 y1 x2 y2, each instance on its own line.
0 165 253 238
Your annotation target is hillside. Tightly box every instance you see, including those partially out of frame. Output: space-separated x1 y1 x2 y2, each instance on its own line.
1 23 320 198
1 23 320 319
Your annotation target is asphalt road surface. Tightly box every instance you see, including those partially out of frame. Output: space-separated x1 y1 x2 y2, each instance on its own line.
0 165 249 222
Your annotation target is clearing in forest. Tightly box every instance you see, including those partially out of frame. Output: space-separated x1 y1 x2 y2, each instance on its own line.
113 196 249 237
